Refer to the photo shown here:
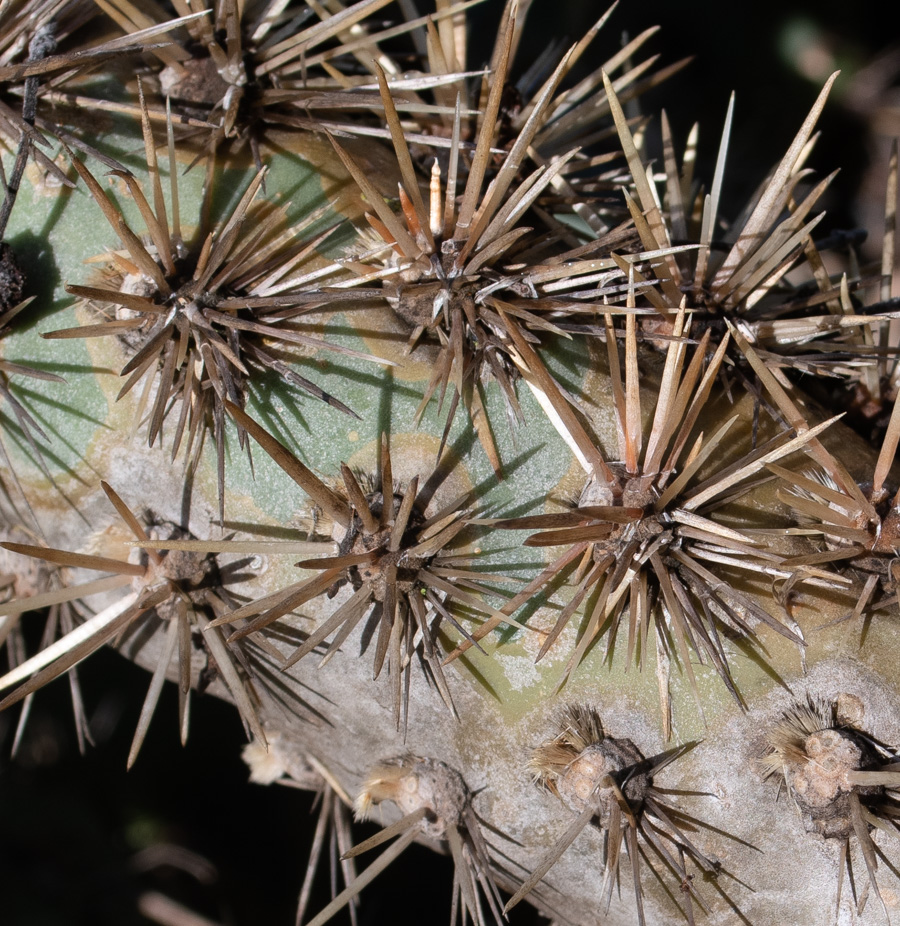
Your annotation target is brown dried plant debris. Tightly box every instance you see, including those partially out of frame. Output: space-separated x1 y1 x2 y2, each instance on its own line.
192 404 517 735
507 704 749 926
602 70 900 388
762 697 900 921
46 98 385 518
1 1 96 158
304 754 505 926
0 480 267 764
2 18 60 246
450 305 827 736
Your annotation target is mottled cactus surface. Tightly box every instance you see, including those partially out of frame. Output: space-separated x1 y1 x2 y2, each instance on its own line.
2 3 900 925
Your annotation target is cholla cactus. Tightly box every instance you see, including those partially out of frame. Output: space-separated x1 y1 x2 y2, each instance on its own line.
2 3 900 926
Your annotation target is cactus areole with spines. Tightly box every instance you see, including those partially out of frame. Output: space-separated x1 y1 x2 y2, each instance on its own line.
2 2 900 925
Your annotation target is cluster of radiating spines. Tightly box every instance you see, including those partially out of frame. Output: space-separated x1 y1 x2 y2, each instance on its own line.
0 1 215 154
44 93 392 518
506 704 746 926
598 69 900 391
87 0 680 191
91 0 449 166
448 304 831 735
762 697 900 921
725 323 900 628
324 2 688 474
325 0 682 201
302 754 505 926
0 480 268 764
175 404 515 736
1 2 893 724
0 0 692 754
84 0 558 173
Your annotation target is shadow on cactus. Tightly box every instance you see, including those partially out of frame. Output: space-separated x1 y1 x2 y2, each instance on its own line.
328 2 686 476
202 403 520 736
1 61 69 517
3 3 900 926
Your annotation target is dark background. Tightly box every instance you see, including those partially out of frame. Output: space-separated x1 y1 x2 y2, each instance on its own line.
2 1 899 924
504 0 899 248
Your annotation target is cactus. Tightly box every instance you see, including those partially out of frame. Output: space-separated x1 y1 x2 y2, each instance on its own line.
2 3 900 925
